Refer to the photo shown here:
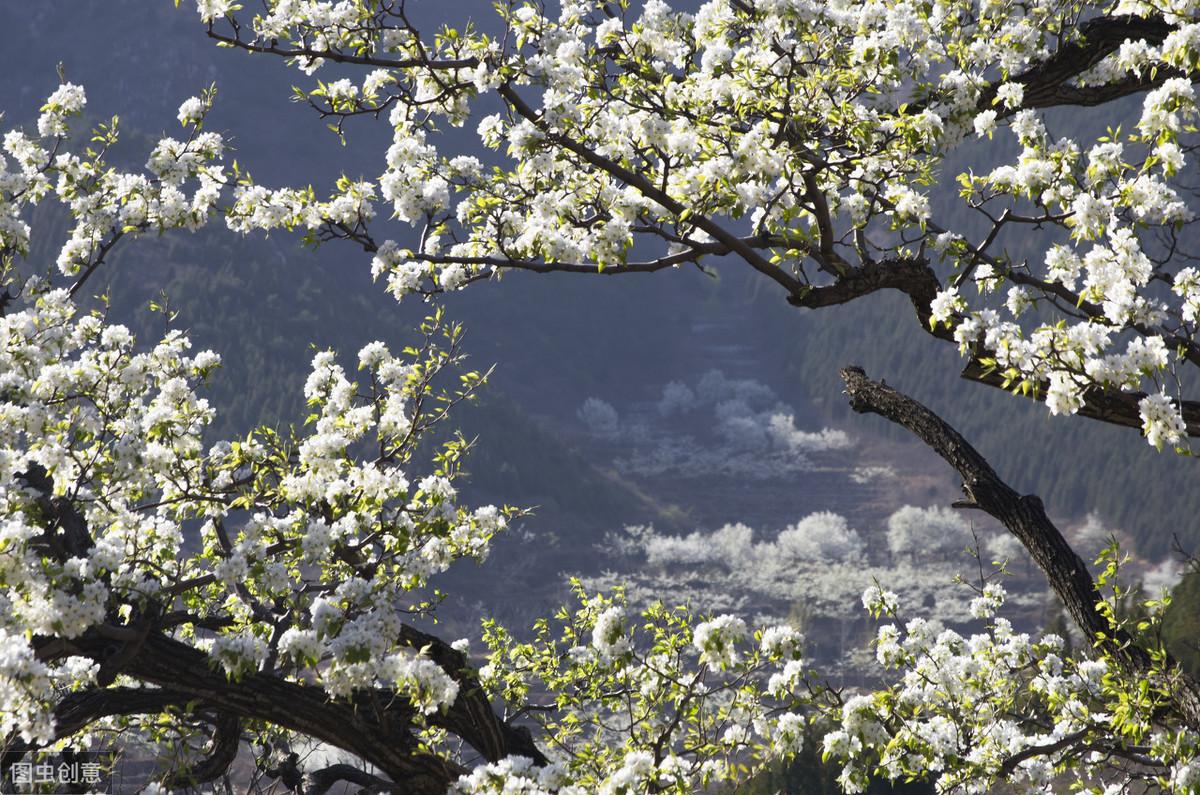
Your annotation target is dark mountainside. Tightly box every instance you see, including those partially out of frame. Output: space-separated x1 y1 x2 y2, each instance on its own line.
2 2 1195 636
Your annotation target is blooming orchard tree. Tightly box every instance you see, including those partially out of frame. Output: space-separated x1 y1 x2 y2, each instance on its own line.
4 0 1200 792
886 505 972 563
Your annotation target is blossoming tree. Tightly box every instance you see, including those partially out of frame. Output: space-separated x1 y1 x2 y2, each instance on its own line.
5 0 1200 791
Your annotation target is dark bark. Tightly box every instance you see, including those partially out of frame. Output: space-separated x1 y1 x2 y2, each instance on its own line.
19 464 93 561
839 365 1200 730
22 624 546 793
397 624 550 766
302 763 395 795
62 631 458 793
788 257 944 329
984 15 1180 114
164 712 242 789
792 259 1200 437
959 359 1200 435
3 687 192 762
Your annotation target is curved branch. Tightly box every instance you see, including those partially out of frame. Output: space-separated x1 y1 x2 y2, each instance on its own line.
29 687 190 749
994 729 1092 780
959 358 1200 436
64 632 456 793
839 365 1200 729
165 711 242 789
56 628 547 793
398 624 549 766
790 258 1200 436
789 256 944 327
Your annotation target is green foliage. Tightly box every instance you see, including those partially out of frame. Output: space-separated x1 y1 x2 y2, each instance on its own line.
479 582 808 792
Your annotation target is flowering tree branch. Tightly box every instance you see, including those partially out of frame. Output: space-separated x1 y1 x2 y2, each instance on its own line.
60 632 467 791
840 364 1200 729
189 0 1200 449
985 14 1180 113
4 424 544 792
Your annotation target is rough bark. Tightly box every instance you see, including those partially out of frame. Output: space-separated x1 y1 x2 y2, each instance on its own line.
61 632 455 792
840 365 1200 730
164 712 241 789
23 625 547 793
792 259 1200 436
397 623 549 766
302 763 395 795
985 15 1179 114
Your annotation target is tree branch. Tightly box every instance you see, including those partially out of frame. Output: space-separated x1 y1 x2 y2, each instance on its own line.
51 627 548 793
495 83 808 298
164 711 242 789
981 15 1181 114
61 632 454 792
19 464 93 562
838 365 1200 730
397 623 549 766
302 763 395 795
4 687 191 764
205 26 479 71
788 258 1200 436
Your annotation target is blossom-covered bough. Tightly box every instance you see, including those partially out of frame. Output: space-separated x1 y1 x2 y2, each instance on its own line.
4 0 1200 791
198 0 1200 448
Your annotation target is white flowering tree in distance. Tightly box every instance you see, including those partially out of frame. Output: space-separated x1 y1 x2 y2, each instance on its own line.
5 0 1200 792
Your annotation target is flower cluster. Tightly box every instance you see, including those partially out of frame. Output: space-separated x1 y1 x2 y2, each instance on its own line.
475 585 811 793
0 201 502 752
825 585 1196 794
0 82 228 291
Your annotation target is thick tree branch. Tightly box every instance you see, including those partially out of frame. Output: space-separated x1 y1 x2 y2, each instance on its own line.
839 365 1200 729
3 687 191 759
63 632 456 793
959 358 1200 435
981 15 1181 114
397 624 550 766
789 258 1200 436
48 626 548 793
789 257 944 329
4 689 245 786
19 464 93 562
